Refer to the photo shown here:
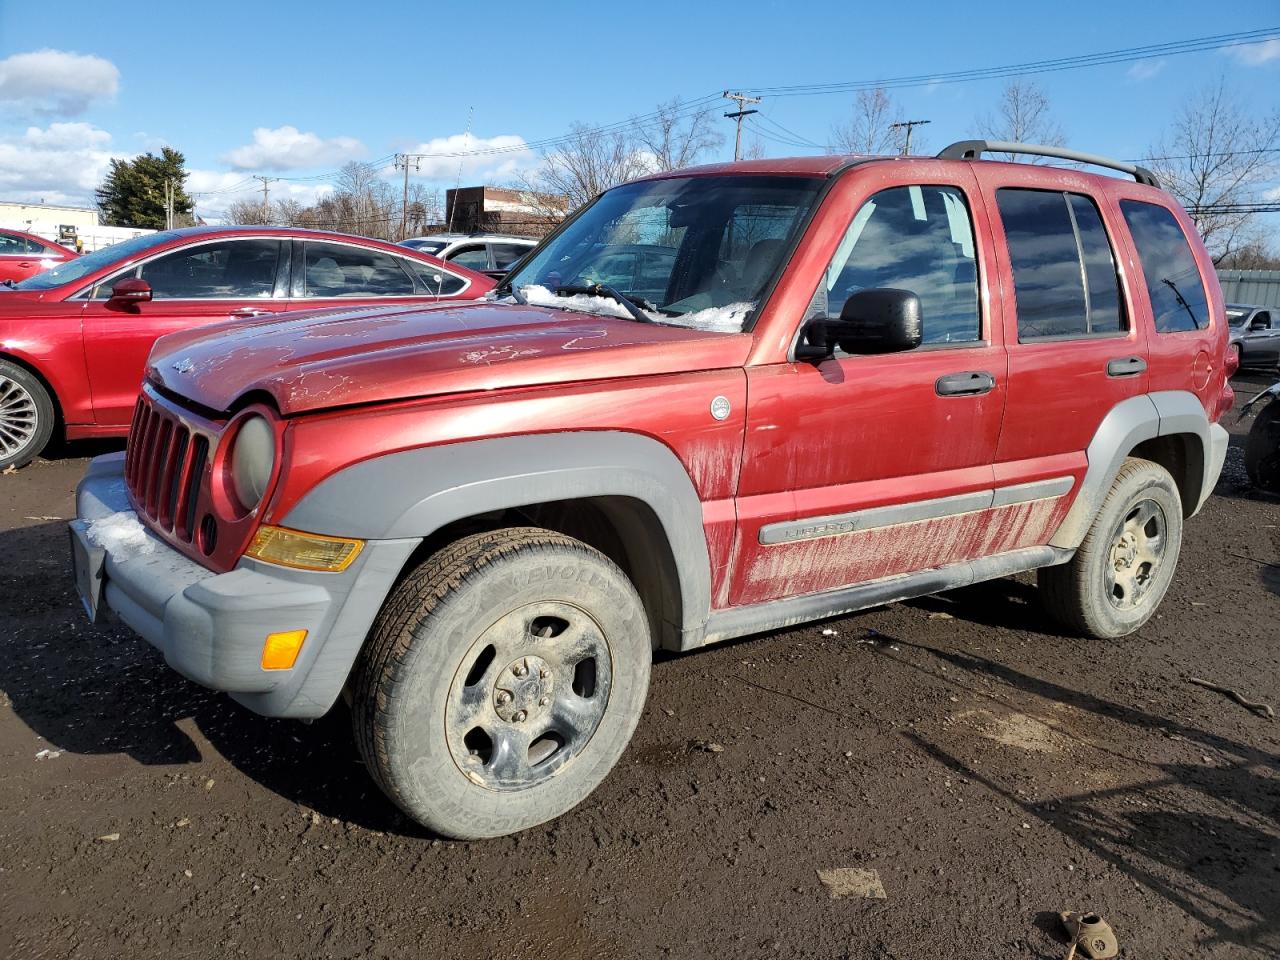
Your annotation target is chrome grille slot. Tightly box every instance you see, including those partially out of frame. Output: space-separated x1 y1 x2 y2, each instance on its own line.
124 392 207 543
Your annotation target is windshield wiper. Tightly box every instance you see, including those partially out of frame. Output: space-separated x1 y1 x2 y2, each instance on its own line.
505 283 528 305
555 283 656 324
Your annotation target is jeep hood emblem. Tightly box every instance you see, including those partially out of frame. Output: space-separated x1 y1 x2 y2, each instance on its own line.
172 358 195 374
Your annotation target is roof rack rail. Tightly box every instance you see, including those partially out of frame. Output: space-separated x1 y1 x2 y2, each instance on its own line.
936 140 1160 188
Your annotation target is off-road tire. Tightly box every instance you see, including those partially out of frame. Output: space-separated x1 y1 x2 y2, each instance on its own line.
351 527 651 839
1039 458 1183 639
0 359 55 470
1244 399 1280 495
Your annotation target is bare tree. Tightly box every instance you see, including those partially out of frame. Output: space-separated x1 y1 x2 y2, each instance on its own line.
226 197 267 225
635 98 724 172
1148 79 1280 264
520 123 653 211
830 88 908 155
980 78 1065 160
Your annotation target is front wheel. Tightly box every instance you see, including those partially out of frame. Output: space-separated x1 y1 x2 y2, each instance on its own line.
0 360 55 470
351 527 651 839
1039 458 1183 638
1244 398 1280 494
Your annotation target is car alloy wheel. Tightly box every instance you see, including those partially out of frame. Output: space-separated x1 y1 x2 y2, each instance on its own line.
444 600 613 791
0 373 38 461
1105 498 1166 609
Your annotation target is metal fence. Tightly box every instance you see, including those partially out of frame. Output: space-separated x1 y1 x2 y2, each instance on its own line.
1217 270 1280 308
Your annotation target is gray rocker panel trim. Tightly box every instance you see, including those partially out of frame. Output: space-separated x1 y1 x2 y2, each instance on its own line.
698 545 1071 646
759 476 1074 546
283 431 714 636
1049 390 1217 550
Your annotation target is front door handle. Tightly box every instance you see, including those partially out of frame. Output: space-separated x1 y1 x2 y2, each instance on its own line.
229 307 273 319
1106 356 1147 377
935 371 996 396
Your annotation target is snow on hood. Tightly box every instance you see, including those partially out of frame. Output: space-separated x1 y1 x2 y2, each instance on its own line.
520 285 753 333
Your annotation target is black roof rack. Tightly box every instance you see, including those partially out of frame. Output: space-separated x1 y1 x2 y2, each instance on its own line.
936 140 1160 189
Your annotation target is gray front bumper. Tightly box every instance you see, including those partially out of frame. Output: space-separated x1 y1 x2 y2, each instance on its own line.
72 454 419 718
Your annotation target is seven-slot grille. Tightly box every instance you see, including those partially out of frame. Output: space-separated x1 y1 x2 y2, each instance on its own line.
124 391 209 541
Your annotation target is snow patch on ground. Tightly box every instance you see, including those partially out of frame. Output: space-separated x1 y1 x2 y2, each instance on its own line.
86 511 155 563
520 285 751 332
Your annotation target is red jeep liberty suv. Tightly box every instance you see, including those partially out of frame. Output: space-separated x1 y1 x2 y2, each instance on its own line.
71 141 1231 839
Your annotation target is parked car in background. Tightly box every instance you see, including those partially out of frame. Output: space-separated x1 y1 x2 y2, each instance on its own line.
72 141 1229 839
1227 303 1280 373
0 226 491 468
0 228 78 284
400 233 535 277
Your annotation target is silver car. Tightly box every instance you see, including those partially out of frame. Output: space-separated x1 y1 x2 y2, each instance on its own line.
1227 303 1280 373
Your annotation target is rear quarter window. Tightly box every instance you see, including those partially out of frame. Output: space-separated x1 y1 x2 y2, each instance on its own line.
1119 200 1209 333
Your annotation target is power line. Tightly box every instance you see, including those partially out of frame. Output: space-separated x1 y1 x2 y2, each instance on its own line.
890 119 931 156
748 27 1280 98
723 91 762 161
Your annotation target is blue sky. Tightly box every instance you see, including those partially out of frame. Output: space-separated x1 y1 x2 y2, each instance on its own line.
1 0 1277 221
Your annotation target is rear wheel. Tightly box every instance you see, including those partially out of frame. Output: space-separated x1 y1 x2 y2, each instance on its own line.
351 527 651 839
1244 399 1280 494
1039 458 1183 638
0 360 55 470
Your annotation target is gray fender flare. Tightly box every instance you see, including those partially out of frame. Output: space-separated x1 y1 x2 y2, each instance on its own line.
1050 390 1224 549
283 431 714 636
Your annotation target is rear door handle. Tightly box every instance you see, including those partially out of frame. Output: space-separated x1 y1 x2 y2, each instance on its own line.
1106 356 1147 377
935 371 996 396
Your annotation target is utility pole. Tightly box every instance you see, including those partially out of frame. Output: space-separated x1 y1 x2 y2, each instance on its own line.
723 90 761 162
163 180 172 230
890 119 931 156
395 154 422 240
252 175 280 224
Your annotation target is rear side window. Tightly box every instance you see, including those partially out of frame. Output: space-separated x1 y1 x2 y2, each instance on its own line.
303 242 417 298
1120 200 1209 333
996 189 1124 340
404 259 468 296
490 242 531 270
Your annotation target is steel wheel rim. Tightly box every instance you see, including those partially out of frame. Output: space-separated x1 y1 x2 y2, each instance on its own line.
1105 498 1167 610
445 600 614 792
0 375 38 458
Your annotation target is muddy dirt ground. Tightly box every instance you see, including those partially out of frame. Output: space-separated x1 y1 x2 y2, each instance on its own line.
1 378 1277 960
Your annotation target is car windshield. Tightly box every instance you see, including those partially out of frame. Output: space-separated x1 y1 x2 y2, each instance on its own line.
14 231 179 291
402 239 448 255
502 175 824 332
1226 308 1249 327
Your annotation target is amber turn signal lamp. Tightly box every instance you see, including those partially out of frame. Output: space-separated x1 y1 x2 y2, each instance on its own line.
261 630 307 671
245 525 364 572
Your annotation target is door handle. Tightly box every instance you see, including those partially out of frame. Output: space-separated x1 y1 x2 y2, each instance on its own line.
229 307 272 319
1106 356 1147 377
935 371 996 396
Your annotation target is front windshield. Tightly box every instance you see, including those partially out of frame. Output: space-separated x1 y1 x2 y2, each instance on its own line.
503 175 823 332
1226 308 1249 327
14 231 179 291
402 238 448 255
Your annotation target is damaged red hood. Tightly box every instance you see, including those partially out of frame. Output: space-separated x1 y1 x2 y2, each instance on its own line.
147 300 750 415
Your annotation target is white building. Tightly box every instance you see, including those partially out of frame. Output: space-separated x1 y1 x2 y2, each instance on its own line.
0 199 154 252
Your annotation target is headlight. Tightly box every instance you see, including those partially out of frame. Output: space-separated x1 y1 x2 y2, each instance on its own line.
229 415 275 511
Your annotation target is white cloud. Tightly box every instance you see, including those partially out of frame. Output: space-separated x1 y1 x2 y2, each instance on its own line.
0 49 120 116
395 133 535 181
1127 60 1165 81
0 122 123 203
223 126 366 170
1227 39 1280 66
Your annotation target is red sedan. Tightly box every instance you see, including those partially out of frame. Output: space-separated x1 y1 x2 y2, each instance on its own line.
0 228 77 284
0 226 494 468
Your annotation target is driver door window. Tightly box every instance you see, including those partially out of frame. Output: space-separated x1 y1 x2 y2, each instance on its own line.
448 245 491 271
818 184 981 345
140 239 282 299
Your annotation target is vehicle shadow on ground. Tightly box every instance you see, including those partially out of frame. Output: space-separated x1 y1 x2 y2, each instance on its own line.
0 522 416 835
37 437 127 464
902 577 1078 638
881 637 1280 954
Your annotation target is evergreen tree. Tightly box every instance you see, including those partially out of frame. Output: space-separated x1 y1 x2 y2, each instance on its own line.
96 147 195 229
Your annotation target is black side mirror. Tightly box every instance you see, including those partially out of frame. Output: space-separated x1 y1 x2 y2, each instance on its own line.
799 288 923 359
1248 317 1268 331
